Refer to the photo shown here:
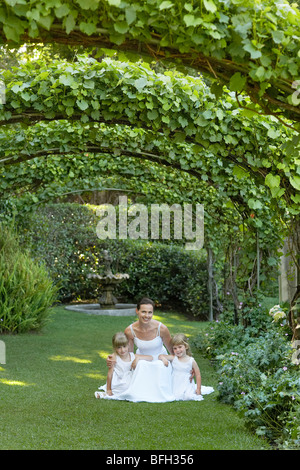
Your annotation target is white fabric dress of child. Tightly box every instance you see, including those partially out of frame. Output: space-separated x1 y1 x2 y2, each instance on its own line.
95 352 135 398
96 323 214 403
172 356 214 401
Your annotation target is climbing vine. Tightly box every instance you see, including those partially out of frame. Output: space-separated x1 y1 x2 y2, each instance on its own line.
0 0 299 122
0 56 299 215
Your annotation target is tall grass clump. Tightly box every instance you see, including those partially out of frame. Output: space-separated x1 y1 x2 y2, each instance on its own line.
0 224 58 333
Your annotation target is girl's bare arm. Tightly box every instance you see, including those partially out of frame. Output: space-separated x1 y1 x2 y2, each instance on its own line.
193 360 202 394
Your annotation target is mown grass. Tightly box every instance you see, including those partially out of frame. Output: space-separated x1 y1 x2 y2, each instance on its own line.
0 307 270 450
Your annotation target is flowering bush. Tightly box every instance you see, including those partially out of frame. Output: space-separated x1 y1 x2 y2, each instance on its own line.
269 304 288 323
192 302 300 448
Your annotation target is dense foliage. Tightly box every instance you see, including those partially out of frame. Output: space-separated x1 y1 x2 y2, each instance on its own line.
192 303 300 448
0 224 58 333
0 0 299 123
0 56 299 215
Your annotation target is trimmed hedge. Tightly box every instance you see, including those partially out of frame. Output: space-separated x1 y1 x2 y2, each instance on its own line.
18 203 209 318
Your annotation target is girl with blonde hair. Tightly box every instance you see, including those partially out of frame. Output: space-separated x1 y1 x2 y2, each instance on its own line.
159 333 214 401
95 331 153 399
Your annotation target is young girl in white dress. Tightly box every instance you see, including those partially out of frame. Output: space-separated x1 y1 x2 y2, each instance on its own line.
159 333 214 401
95 332 153 399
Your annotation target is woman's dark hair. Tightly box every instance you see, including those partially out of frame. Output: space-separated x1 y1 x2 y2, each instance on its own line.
136 297 155 310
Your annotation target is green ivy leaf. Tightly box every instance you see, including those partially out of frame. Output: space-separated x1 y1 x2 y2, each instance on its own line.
106 0 121 6
203 0 217 13
147 109 159 120
65 13 76 34
59 74 75 87
265 173 280 189
232 165 250 179
290 175 300 191
3 25 20 42
267 128 280 139
76 0 101 10
159 1 174 10
183 14 202 27
114 21 129 34
125 6 136 25
248 198 263 210
109 32 125 45
134 77 148 91
271 30 284 44
37 15 53 31
244 43 262 59
76 99 89 110
79 21 97 35
229 72 247 92
55 4 70 18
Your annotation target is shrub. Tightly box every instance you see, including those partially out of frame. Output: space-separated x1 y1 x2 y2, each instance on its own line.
0 225 58 333
192 301 300 448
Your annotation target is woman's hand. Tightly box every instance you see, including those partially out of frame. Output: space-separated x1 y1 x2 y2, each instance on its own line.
158 354 169 367
106 354 116 368
131 357 139 370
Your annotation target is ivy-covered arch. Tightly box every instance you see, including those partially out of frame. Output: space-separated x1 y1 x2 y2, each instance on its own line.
1 120 276 223
3 137 282 316
0 0 299 122
0 56 299 215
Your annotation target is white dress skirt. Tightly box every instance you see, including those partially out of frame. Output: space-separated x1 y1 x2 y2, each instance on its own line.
113 323 175 403
95 352 135 399
171 356 214 401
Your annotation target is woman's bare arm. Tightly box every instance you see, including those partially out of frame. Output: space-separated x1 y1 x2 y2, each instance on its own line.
124 325 134 352
159 324 173 354
158 353 174 367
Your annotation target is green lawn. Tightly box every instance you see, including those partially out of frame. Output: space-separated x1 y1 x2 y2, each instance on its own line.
0 307 270 450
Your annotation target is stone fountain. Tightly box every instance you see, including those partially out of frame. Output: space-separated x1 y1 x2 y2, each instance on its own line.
65 250 136 316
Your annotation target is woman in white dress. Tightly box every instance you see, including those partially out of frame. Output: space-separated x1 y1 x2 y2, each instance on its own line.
106 298 177 402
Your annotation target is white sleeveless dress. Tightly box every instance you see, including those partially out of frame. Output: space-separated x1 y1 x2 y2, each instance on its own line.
95 352 135 399
112 323 176 403
172 356 214 401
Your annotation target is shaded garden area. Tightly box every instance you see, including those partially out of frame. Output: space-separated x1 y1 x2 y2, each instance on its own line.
0 0 300 450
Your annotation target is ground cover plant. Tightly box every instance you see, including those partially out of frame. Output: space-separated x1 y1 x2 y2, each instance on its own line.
0 307 270 450
192 298 300 449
